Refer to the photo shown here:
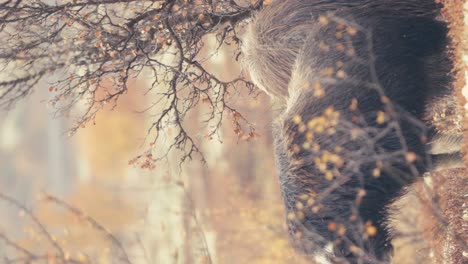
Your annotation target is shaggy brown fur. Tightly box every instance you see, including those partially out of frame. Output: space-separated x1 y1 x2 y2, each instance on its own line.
243 0 463 263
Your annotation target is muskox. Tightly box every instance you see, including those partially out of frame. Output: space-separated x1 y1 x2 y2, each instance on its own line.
242 1 462 263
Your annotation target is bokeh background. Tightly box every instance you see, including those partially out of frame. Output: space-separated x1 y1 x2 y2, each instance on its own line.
0 36 312 263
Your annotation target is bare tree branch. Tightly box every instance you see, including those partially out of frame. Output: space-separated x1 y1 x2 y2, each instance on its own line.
0 0 264 163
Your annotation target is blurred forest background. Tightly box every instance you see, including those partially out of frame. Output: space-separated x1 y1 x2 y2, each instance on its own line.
0 36 310 263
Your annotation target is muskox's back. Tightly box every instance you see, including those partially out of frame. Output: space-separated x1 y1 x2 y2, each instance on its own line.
242 0 443 101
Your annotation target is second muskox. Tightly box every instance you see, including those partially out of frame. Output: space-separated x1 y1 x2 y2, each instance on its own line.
243 0 462 263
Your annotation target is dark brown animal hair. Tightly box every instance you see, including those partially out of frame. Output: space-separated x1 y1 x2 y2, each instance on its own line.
243 1 461 263
243 0 445 102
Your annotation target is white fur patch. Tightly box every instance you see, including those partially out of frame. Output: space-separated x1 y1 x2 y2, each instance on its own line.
313 243 334 264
